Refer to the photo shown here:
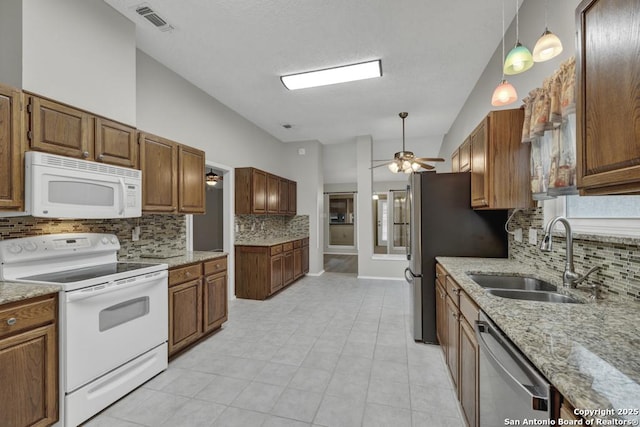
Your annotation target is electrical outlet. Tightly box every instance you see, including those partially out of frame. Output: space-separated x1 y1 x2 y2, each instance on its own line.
529 228 538 245
514 228 523 242
132 226 140 242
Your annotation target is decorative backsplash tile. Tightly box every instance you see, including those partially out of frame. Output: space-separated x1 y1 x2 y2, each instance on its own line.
508 208 640 301
0 215 186 259
235 215 309 241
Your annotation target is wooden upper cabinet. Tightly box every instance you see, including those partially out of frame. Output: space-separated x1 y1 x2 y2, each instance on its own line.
178 144 205 214
288 180 297 215
576 0 640 194
95 117 137 168
469 109 531 209
27 96 92 159
0 84 24 210
459 138 471 172
140 132 178 213
235 167 297 215
26 94 139 168
451 148 460 172
267 174 279 214
278 178 289 214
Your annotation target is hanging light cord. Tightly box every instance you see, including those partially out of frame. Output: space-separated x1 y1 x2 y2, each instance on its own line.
544 0 548 29
500 0 505 78
401 115 406 151
515 0 519 43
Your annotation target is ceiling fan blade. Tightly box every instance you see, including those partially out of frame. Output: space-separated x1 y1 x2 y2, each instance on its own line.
414 161 435 170
414 157 445 162
370 162 393 169
372 159 394 163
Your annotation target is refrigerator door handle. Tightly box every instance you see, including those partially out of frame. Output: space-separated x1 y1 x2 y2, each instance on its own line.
406 183 412 260
404 267 413 284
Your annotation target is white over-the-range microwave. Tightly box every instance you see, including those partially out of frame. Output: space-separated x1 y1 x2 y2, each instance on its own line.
1 151 142 219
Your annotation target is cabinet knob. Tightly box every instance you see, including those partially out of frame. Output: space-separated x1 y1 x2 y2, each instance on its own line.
186 271 192 277
6 317 16 326
451 312 459 320
216 264 220 269
452 288 461 295
82 151 90 158
97 154 104 161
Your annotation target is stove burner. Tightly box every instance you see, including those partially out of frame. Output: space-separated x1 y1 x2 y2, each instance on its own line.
19 263 159 284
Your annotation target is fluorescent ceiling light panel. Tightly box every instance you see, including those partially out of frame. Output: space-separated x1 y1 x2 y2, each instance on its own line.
281 60 382 90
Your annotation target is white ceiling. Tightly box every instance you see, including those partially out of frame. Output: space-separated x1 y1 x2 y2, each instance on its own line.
104 0 517 156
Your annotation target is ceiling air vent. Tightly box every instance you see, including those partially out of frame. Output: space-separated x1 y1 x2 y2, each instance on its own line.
134 4 174 32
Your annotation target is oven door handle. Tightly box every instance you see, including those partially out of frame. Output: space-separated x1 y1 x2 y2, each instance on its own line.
66 270 167 303
475 319 550 412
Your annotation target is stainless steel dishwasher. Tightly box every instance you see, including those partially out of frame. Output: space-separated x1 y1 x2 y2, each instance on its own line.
475 312 552 426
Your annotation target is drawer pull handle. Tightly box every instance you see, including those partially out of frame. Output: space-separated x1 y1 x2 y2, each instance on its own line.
82 151 90 158
451 313 459 320
186 271 192 277
6 317 17 326
216 264 220 269
453 288 461 295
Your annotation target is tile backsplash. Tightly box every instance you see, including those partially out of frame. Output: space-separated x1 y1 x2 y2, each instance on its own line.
0 215 185 259
509 208 640 301
235 215 309 241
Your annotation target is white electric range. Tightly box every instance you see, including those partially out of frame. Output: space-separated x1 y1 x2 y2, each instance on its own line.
0 233 169 427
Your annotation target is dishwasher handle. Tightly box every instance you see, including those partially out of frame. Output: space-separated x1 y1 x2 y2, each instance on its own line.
475 318 550 412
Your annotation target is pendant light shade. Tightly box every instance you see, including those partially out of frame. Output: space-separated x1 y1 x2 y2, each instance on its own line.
532 29 563 62
504 42 534 75
491 80 518 106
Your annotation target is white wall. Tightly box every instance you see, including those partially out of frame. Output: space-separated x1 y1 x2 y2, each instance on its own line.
356 135 407 279
438 0 582 169
0 0 22 88
285 140 324 274
21 0 136 125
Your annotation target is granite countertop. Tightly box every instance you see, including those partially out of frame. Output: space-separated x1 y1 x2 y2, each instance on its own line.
126 250 228 269
235 235 309 247
436 257 640 424
0 281 61 305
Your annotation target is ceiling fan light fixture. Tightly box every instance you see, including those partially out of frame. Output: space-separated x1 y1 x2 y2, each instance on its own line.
280 59 382 90
388 161 400 173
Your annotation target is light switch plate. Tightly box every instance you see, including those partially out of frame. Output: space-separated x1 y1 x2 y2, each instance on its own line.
529 228 537 245
132 226 140 242
514 228 523 242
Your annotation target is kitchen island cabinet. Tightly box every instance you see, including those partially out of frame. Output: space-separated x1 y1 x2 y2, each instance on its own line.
576 0 640 195
235 237 309 300
0 83 24 211
0 294 58 427
168 254 227 358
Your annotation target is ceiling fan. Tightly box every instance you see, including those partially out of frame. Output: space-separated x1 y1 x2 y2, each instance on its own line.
372 112 444 173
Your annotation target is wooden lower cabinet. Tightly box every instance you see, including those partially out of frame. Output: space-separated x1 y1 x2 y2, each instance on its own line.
0 295 58 427
435 278 447 349
445 295 460 388
236 238 309 300
168 256 228 357
459 317 478 427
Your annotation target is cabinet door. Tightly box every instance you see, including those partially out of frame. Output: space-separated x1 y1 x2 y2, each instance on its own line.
435 279 447 347
178 144 205 214
445 295 459 388
27 96 92 159
470 120 488 208
0 324 58 427
459 138 471 172
576 0 640 195
168 278 202 356
0 84 23 210
140 132 178 212
283 251 294 285
267 174 279 214
293 247 302 279
278 178 289 214
94 117 137 168
203 272 227 333
459 318 478 427
451 149 460 173
252 169 267 214
288 181 297 215
270 254 283 293
301 244 309 274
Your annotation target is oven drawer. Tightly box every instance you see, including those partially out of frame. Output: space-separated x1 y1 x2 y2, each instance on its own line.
0 296 56 337
169 264 202 286
204 257 227 275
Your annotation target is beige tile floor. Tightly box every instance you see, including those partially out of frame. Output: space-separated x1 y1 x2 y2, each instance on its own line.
84 273 463 427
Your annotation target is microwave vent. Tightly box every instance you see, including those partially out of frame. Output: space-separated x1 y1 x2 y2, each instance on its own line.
38 153 141 179
134 3 174 32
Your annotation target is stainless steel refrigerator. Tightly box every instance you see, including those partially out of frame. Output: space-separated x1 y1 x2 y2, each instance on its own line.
405 172 508 343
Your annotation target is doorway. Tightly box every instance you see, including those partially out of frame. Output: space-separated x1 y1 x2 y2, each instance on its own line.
323 192 357 274
192 166 224 251
373 189 408 255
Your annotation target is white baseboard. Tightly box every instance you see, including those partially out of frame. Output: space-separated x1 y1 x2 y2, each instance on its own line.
306 270 325 277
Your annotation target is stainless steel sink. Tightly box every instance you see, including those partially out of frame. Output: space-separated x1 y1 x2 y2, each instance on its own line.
468 274 557 292
486 289 582 304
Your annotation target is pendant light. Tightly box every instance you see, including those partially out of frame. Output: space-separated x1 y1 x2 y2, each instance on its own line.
492 0 518 106
504 0 533 75
205 169 219 186
532 0 563 62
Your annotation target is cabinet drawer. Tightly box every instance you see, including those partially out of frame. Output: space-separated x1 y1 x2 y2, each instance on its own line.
435 264 447 282
0 296 56 337
459 290 479 325
445 276 461 305
169 264 202 286
270 244 283 256
283 242 293 252
204 257 227 275
294 239 302 248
